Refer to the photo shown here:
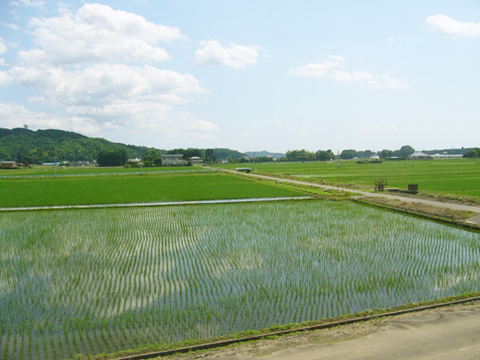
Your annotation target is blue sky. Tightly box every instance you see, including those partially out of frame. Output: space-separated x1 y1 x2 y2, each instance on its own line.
0 1 479 153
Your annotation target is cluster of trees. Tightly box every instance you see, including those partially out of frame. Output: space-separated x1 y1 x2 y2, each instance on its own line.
285 149 335 162
463 148 480 158
205 149 216 163
96 149 129 167
282 146 417 162
339 146 415 160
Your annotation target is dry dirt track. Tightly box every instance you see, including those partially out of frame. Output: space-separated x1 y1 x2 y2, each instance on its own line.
168 302 480 360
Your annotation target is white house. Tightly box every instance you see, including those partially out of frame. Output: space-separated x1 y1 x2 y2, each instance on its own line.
161 154 188 166
190 156 204 164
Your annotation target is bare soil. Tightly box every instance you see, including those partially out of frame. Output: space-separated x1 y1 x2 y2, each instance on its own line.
357 196 474 221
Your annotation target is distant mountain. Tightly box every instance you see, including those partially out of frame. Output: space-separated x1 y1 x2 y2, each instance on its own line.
245 150 286 159
0 127 153 164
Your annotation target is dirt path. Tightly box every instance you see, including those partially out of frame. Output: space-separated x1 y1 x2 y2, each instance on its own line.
167 301 480 360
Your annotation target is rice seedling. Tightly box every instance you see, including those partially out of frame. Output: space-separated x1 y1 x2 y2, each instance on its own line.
0 201 479 359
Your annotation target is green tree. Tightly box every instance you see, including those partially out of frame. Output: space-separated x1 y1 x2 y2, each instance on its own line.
463 149 480 158
97 149 129 166
380 149 393 159
340 149 357 159
393 145 415 158
315 149 335 161
205 148 216 163
143 148 162 162
286 149 315 162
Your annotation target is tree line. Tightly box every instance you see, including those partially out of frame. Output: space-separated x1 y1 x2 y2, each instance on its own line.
284 146 416 162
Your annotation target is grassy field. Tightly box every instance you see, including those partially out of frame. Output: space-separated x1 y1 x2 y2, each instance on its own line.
0 165 206 176
1 201 479 359
214 158 480 198
0 172 305 208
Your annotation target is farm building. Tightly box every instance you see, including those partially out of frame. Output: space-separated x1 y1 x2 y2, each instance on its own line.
0 161 17 169
190 156 203 164
161 154 188 166
408 151 432 159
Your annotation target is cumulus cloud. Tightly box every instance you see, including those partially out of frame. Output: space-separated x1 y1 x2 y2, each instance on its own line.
20 3 183 66
195 40 259 69
2 4 220 146
426 14 480 39
0 102 83 130
10 64 205 107
288 55 344 78
289 55 409 90
0 71 12 86
6 62 216 142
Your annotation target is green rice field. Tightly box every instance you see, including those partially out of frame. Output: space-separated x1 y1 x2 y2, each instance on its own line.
0 165 188 177
0 172 303 208
1 201 479 359
215 158 480 197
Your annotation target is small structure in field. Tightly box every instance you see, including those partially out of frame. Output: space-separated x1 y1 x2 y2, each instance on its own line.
190 156 204 164
375 178 387 192
236 168 251 173
0 161 18 169
408 151 432 160
161 154 188 166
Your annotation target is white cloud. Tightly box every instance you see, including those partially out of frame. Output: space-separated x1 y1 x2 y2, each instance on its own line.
10 0 44 7
288 55 344 78
195 40 259 69
0 37 7 55
426 14 480 39
10 63 206 113
0 102 78 129
0 71 12 86
1 4 221 147
185 120 219 132
20 3 183 66
0 37 6 67
0 21 19 30
6 63 217 143
289 55 409 90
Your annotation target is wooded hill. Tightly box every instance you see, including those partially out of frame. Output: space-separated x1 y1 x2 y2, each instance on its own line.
0 128 247 164
0 128 151 164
